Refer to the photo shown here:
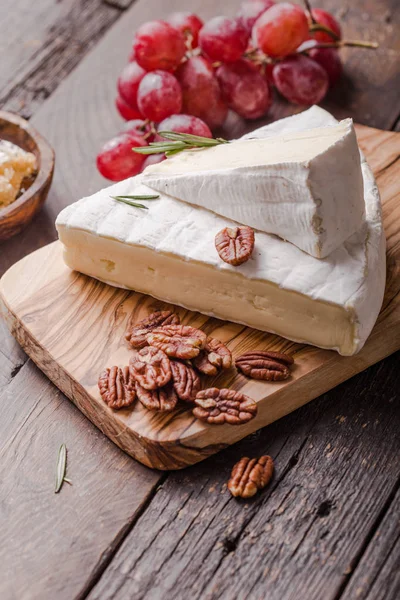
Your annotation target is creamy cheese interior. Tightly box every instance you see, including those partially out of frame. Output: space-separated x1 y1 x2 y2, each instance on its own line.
60 229 356 355
146 120 352 174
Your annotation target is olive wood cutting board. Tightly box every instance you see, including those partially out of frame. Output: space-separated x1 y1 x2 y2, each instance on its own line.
1 125 400 470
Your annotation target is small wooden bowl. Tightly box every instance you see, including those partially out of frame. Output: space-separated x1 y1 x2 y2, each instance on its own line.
0 111 55 242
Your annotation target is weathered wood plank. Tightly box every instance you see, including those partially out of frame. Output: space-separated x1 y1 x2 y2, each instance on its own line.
86 354 400 600
0 0 135 119
0 359 160 600
340 484 400 600
0 0 399 598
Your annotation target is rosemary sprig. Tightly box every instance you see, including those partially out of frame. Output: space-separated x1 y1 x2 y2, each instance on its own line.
133 131 229 157
55 444 70 493
111 194 160 209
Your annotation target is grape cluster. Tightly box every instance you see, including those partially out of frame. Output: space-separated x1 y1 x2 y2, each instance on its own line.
97 3 343 181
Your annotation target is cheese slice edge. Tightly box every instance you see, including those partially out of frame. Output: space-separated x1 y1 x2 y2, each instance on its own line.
143 118 365 259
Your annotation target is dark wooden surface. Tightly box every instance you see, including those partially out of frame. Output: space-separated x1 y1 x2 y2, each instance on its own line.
0 1 399 599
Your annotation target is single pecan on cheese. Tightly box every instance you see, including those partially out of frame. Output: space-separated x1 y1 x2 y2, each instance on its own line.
129 346 171 390
193 337 232 376
170 360 201 403
228 456 274 499
136 382 178 412
147 324 207 360
235 351 294 381
125 310 180 349
215 226 255 266
193 388 257 425
98 366 136 410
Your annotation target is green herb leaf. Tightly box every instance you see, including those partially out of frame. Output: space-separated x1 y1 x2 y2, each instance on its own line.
111 195 161 209
55 444 67 494
133 131 229 156
113 194 160 200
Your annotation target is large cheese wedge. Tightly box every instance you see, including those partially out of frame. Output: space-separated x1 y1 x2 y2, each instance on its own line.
56 108 386 356
142 118 364 259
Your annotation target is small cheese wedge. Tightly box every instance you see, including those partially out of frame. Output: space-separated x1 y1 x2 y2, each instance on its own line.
143 118 364 259
56 109 385 356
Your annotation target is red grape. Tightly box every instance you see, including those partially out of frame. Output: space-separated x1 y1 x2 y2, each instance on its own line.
115 95 142 120
155 114 212 141
309 47 343 86
120 119 154 140
177 56 228 129
237 0 275 33
137 70 182 122
264 61 274 84
142 153 166 171
310 8 341 43
217 59 272 120
272 54 329 105
252 3 309 58
96 133 147 181
132 20 186 71
117 62 146 111
167 12 204 48
199 17 249 63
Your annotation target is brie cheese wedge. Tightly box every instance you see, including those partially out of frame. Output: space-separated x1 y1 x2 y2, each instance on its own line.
142 118 364 259
56 108 385 356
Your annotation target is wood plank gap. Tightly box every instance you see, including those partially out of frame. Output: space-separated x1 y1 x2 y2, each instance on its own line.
194 434 313 598
77 472 169 600
332 475 400 600
0 0 124 119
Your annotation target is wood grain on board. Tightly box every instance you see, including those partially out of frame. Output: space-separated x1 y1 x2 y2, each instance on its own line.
0 0 399 598
1 125 400 470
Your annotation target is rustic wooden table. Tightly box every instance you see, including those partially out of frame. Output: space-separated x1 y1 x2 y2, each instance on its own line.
1 1 399 599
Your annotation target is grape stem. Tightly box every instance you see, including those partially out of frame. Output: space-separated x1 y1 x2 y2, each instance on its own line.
303 0 317 24
309 22 340 41
301 40 379 51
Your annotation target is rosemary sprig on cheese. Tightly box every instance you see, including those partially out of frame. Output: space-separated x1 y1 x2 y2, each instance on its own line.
133 131 229 157
111 194 160 209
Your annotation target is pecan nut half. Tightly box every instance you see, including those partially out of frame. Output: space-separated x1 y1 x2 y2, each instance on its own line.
236 351 294 381
98 366 136 410
193 337 232 376
193 388 257 425
147 325 207 360
215 226 255 266
126 310 180 349
136 382 178 412
129 346 171 390
170 360 201 402
228 456 274 499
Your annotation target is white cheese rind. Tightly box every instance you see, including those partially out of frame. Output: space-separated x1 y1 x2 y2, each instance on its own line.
56 108 386 356
142 119 364 259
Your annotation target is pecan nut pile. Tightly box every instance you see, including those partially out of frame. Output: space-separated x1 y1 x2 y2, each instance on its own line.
215 226 255 266
98 366 136 409
236 351 294 381
126 310 180 349
228 456 274 499
129 346 171 390
147 324 207 360
170 360 201 402
193 388 257 425
136 382 178 412
193 337 232 376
